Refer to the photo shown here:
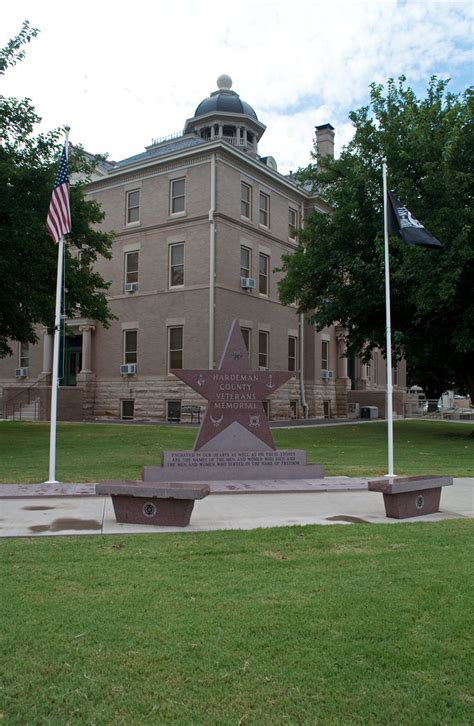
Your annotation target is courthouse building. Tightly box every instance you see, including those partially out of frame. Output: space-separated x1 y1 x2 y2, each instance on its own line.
0 75 406 422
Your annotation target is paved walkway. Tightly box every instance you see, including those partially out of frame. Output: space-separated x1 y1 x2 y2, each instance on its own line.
0 476 369 498
0 478 472 538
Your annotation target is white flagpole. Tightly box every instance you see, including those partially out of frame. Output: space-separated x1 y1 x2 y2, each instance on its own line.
45 127 70 484
382 160 395 477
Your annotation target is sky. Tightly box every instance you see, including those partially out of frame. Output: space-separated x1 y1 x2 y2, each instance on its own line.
2 0 473 174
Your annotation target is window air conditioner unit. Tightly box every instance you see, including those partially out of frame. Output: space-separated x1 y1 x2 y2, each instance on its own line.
125 282 138 293
15 367 28 378
259 366 269 371
240 277 256 289
321 370 334 380
120 363 137 375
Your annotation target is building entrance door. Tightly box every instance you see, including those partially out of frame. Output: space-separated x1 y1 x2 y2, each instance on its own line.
348 353 356 390
61 335 82 386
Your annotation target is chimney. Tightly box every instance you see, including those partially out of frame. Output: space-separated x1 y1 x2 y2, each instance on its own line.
315 123 335 159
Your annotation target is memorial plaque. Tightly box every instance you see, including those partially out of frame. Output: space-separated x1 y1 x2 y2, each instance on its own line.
172 320 294 452
164 319 324 480
161 450 307 468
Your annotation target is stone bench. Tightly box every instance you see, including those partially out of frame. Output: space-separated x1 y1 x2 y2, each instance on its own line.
96 481 210 527
368 475 453 519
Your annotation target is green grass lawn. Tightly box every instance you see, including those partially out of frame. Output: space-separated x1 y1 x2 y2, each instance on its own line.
1 520 472 724
0 419 472 482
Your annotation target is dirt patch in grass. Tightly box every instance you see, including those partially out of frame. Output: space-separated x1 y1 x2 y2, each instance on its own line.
29 518 102 533
326 515 369 523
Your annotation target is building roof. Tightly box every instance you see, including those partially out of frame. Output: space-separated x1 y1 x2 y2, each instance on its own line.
114 134 205 168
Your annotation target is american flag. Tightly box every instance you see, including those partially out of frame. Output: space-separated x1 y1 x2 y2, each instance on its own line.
46 144 71 244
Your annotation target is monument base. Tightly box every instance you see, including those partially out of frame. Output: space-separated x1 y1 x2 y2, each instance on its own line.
143 448 324 483
143 462 324 483
368 475 453 519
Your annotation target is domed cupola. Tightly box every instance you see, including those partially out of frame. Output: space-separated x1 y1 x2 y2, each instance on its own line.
194 74 259 120
184 75 266 156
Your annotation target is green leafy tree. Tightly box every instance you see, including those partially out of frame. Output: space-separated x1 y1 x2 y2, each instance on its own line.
0 22 115 358
279 77 474 403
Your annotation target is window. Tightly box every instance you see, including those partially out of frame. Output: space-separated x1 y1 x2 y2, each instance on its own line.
168 327 183 371
393 366 398 386
169 243 185 287
373 352 379 384
290 400 298 419
19 342 29 368
321 340 329 371
121 400 135 420
125 251 139 286
259 253 269 295
323 401 331 419
288 336 297 372
170 178 185 214
126 190 140 224
166 400 182 422
240 246 251 279
123 330 137 364
240 328 251 356
289 207 298 239
259 192 270 227
262 400 270 418
366 359 372 382
241 182 252 219
259 331 269 369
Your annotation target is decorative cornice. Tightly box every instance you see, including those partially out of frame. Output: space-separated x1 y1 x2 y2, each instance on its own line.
86 139 322 205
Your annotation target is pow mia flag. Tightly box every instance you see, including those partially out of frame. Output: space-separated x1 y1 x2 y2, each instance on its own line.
387 191 442 248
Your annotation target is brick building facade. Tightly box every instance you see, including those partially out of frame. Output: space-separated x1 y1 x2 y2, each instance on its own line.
0 76 406 422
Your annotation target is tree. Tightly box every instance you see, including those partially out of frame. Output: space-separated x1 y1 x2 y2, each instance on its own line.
0 22 115 358
278 76 474 403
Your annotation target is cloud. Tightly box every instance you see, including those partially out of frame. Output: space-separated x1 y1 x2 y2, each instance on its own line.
1 0 472 172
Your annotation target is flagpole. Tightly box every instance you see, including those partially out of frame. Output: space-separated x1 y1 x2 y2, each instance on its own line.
382 160 395 478
45 127 70 484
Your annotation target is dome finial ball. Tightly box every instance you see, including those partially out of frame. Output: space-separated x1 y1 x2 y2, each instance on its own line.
217 74 232 90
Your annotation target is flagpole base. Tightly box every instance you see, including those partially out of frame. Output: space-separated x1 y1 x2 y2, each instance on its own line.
384 473 398 478
44 479 61 485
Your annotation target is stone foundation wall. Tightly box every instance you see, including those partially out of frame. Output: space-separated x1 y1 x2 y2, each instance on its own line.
89 376 302 421
334 378 352 417
304 382 338 418
4 377 382 423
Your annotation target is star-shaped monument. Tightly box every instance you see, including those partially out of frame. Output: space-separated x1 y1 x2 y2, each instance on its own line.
172 320 295 451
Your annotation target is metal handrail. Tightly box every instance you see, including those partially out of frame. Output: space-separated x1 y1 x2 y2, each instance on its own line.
2 374 49 420
9 399 40 421
149 131 252 149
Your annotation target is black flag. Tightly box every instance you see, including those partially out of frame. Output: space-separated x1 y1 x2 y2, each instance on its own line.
387 191 442 248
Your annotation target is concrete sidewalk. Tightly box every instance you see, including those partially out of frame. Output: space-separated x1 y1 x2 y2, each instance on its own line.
0 478 472 538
